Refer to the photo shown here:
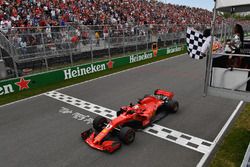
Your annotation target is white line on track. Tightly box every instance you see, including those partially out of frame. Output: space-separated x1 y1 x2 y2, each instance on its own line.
0 53 186 108
44 90 213 154
196 100 244 167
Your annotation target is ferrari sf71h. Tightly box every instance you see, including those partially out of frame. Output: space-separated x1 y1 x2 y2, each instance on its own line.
81 89 179 153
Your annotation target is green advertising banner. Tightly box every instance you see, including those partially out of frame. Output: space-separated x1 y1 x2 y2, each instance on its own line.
0 45 185 96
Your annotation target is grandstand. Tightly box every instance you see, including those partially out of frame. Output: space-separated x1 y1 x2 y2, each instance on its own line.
0 0 213 27
0 0 230 79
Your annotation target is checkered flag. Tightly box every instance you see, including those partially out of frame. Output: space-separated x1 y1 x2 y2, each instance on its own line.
186 27 206 60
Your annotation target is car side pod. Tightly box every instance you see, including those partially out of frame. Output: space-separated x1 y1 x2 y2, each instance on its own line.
81 129 121 153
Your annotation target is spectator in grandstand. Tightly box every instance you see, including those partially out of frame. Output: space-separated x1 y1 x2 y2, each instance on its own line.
47 39 57 53
103 25 109 48
20 38 27 54
82 30 89 45
95 31 100 47
60 28 69 43
45 24 52 39
0 16 11 34
76 27 81 39
71 35 79 49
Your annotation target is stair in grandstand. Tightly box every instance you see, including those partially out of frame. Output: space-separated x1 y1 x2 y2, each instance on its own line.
0 31 19 59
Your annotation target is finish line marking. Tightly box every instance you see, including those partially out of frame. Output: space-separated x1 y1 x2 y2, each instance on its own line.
44 91 213 154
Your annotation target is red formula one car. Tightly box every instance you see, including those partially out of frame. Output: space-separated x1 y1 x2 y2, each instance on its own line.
81 89 179 153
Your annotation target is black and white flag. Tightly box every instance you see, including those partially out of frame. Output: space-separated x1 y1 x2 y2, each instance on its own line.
186 27 206 60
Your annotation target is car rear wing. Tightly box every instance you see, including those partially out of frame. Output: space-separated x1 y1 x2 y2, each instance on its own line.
154 89 174 100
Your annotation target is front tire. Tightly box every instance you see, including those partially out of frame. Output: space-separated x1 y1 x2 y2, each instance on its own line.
93 116 107 131
119 127 135 144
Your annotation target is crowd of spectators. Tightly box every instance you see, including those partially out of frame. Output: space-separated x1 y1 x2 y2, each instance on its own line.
0 0 214 32
0 0 223 56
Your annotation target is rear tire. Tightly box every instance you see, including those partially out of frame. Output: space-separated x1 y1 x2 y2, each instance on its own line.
165 100 179 113
93 116 107 131
119 127 135 144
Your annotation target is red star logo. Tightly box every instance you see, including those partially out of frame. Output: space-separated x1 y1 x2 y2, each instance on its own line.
107 60 114 69
15 77 31 91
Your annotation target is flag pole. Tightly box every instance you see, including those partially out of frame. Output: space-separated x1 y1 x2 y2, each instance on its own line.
203 0 217 96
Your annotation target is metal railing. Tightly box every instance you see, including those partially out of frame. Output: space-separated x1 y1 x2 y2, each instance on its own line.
1 23 249 80
0 24 185 79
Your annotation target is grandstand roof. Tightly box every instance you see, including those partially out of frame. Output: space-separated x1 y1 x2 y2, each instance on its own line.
216 0 250 13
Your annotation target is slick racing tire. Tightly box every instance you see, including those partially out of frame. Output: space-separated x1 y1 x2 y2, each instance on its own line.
93 116 107 132
119 127 135 145
165 100 179 113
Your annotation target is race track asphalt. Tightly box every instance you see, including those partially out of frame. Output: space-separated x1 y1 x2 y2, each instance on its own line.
0 54 241 167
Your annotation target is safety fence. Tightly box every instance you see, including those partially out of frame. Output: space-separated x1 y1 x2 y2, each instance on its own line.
0 24 191 79
0 44 185 96
1 23 250 80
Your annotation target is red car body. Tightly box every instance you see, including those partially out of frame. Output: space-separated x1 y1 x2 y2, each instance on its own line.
81 89 178 153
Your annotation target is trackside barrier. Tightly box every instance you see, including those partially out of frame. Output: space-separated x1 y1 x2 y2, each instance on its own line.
0 45 185 96
241 143 250 167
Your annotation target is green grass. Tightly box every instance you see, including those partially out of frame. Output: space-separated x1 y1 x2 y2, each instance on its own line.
209 103 250 167
0 50 186 106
